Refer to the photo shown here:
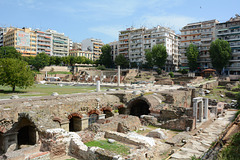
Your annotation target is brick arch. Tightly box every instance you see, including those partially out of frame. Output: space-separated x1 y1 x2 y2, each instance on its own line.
68 112 83 119
88 109 100 116
100 106 112 112
52 117 62 123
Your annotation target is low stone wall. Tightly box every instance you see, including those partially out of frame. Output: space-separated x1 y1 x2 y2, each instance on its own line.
218 81 239 86
200 81 218 89
159 116 195 131
88 115 141 133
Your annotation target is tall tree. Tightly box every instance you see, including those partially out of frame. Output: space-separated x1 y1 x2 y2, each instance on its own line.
0 46 22 59
0 58 34 92
145 49 154 68
186 44 199 71
99 44 114 68
209 39 231 74
114 54 129 68
145 44 168 69
32 52 50 71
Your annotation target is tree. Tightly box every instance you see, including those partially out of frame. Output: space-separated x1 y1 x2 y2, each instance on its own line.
145 44 168 69
32 52 50 71
209 39 231 74
114 54 129 68
0 46 22 59
0 58 34 92
22 56 35 65
145 49 154 68
55 56 62 66
186 44 199 71
99 44 114 68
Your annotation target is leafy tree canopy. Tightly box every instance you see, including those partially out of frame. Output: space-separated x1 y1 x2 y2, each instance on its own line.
209 39 231 74
145 44 168 69
0 58 34 92
0 46 22 59
114 54 129 68
99 44 114 68
186 44 199 71
32 52 50 71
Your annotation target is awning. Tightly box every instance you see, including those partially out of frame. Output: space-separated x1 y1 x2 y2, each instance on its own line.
218 28 228 31
229 26 240 29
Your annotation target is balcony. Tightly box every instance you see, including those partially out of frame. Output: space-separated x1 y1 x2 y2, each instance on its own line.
201 37 212 41
229 59 240 62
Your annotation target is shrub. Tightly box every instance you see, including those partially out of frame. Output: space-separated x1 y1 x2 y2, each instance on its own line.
96 65 106 70
169 72 174 78
181 69 189 74
156 68 162 75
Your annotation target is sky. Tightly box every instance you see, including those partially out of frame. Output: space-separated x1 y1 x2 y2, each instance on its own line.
0 0 239 44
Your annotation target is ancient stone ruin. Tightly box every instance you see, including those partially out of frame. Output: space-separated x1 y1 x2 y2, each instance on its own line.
0 79 236 160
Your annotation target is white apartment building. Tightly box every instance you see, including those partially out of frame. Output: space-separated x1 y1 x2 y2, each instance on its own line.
119 26 180 71
35 30 52 55
108 41 119 61
0 27 6 47
180 20 219 69
216 14 240 75
81 38 103 61
46 29 69 57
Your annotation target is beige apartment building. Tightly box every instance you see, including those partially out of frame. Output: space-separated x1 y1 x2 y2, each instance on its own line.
180 19 219 69
3 27 37 56
119 26 180 71
69 49 94 61
81 38 103 61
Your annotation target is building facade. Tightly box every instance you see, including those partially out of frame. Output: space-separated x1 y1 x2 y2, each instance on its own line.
72 42 82 50
216 14 240 75
46 29 69 57
69 49 94 61
3 27 37 56
180 20 219 69
0 27 6 47
35 30 52 55
108 41 119 61
81 38 103 61
118 26 180 71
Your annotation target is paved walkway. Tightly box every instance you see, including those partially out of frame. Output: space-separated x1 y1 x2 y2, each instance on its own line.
170 110 236 160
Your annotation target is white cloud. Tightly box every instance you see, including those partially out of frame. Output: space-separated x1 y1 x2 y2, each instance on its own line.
138 15 199 33
88 25 124 42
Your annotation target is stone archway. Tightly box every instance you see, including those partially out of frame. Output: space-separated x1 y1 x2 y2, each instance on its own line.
17 126 36 147
16 117 37 149
128 99 150 117
101 107 113 118
68 113 82 132
88 110 100 127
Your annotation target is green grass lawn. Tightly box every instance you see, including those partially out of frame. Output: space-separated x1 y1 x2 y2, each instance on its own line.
85 140 130 156
0 84 117 99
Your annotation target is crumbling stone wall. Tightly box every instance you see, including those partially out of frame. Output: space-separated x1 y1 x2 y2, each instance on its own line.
88 115 141 133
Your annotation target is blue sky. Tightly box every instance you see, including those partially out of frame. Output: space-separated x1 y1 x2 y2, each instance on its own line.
0 0 239 44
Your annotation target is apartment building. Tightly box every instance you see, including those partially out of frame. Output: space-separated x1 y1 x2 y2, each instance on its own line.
69 39 73 50
0 27 6 47
180 20 219 69
216 14 240 75
81 38 103 61
46 29 69 57
3 27 37 56
118 29 130 59
72 42 82 50
35 30 52 55
118 26 180 71
69 49 94 61
108 41 119 61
